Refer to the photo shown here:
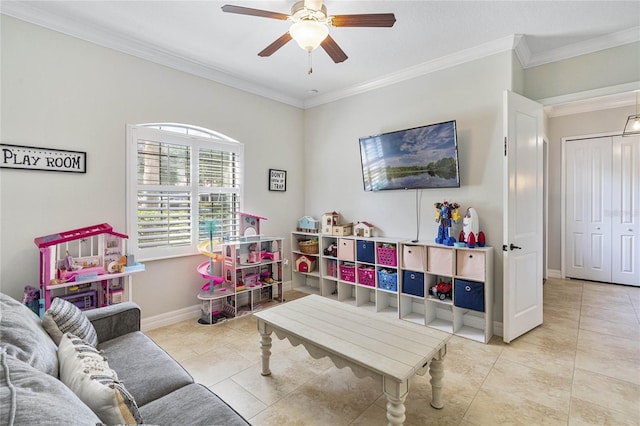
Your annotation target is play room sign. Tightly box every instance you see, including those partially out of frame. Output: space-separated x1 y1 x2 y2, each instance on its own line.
1 144 86 173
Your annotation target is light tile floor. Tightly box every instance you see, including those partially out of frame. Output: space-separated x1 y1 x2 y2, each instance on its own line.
146 278 640 425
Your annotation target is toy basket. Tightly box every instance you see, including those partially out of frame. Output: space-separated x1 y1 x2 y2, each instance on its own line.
377 270 398 292
377 246 398 267
358 266 376 287
298 239 319 254
339 263 356 282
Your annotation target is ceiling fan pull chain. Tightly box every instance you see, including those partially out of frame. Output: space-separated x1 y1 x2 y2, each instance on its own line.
308 51 313 75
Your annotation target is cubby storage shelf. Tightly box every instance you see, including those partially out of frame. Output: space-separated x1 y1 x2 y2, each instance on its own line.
291 232 494 343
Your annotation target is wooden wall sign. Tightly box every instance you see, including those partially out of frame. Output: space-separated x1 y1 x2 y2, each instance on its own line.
1 144 87 173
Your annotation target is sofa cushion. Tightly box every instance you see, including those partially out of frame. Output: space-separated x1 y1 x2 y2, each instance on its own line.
0 292 58 376
98 331 193 407
139 383 249 426
59 333 143 425
43 297 99 346
0 349 102 425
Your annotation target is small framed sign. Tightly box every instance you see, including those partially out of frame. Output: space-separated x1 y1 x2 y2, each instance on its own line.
1 144 87 173
268 169 287 192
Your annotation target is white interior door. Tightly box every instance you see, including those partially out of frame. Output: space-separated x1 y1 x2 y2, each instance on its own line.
565 137 612 282
612 135 640 286
503 91 544 343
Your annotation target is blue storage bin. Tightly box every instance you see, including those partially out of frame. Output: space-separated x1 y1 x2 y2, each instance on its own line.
377 270 398 292
356 240 375 263
402 270 424 297
454 279 485 312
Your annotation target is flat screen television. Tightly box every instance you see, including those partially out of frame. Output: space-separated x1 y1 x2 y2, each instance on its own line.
359 120 460 191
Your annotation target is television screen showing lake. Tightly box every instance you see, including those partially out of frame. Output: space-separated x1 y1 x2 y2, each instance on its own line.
359 120 460 191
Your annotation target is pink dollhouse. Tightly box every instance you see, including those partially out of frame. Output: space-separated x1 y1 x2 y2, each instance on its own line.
34 223 144 311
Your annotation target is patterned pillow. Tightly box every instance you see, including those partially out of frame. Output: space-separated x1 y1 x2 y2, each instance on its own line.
58 333 142 425
42 297 98 347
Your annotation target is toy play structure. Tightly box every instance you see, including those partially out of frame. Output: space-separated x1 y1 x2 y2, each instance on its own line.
196 213 283 325
197 221 224 292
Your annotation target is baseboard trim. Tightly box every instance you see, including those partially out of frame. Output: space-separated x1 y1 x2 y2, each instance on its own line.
141 305 200 332
493 321 503 338
141 281 294 331
547 269 562 279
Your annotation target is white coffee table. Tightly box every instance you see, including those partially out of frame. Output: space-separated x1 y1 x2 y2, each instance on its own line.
254 294 451 426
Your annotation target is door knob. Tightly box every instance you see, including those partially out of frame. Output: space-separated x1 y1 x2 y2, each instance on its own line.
509 243 522 250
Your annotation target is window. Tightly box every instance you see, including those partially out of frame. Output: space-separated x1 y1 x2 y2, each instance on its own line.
126 124 243 261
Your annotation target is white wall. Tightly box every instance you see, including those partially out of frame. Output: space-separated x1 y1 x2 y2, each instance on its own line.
303 52 514 321
0 16 304 317
523 42 640 101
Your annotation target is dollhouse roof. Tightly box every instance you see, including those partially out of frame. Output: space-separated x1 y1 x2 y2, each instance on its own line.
34 223 128 248
295 255 314 264
355 222 374 228
237 212 268 221
299 216 319 224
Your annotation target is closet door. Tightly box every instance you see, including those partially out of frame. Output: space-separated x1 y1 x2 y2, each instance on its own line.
611 135 640 286
565 137 612 282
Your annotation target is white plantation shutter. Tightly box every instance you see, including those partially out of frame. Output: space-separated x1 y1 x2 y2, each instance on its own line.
127 124 243 260
197 146 241 241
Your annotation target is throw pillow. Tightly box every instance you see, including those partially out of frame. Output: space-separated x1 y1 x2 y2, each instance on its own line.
42 297 98 346
0 349 102 425
58 333 142 425
0 292 59 377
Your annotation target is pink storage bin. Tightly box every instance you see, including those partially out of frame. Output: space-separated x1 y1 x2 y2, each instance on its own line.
340 264 356 282
358 267 375 287
377 247 398 266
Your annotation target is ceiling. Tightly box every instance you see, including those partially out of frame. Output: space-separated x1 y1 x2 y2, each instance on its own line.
2 1 639 109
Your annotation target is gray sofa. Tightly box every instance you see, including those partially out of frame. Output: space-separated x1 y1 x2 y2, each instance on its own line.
0 292 249 425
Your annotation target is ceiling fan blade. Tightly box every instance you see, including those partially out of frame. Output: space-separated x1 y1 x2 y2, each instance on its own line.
221 5 289 20
320 35 348 63
331 13 396 27
258 32 293 57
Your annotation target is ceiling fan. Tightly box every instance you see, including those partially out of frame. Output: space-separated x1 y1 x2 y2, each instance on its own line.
221 0 396 66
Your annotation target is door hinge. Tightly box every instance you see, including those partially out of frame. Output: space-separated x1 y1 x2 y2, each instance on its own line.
504 137 507 156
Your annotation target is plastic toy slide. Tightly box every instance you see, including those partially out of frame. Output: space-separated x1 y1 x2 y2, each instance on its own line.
197 241 223 260
197 261 224 281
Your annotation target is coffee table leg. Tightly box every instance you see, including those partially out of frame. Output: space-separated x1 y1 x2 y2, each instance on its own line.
385 394 406 426
383 378 408 426
258 324 272 376
429 358 444 409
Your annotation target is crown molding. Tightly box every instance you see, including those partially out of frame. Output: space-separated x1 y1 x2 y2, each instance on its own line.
541 82 640 117
304 34 519 108
0 2 304 108
520 26 640 69
2 2 638 109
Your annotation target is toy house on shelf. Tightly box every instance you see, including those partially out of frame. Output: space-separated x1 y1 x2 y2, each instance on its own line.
322 212 340 235
297 216 319 233
295 255 316 273
354 221 375 238
34 223 144 312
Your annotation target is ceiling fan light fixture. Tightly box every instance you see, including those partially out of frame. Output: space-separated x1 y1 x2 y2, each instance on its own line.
289 20 329 52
